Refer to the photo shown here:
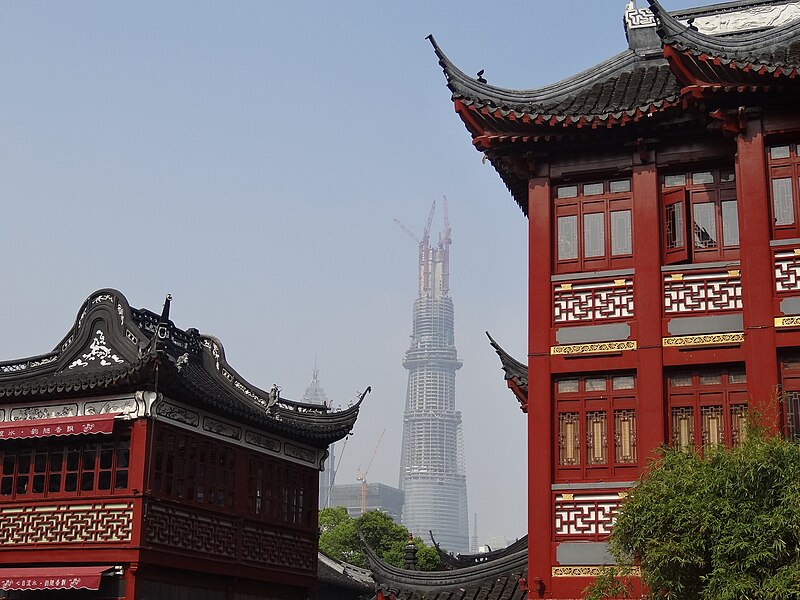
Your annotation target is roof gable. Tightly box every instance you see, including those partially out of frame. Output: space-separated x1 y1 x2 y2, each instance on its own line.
0 289 364 448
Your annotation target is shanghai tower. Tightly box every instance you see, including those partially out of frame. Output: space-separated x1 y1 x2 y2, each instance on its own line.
398 198 469 554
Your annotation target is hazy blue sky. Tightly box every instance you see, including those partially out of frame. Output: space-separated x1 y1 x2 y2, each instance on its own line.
0 1 698 544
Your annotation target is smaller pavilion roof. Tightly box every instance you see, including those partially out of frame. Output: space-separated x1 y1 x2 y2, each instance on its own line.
0 289 364 448
316 552 375 594
363 534 528 600
432 533 529 570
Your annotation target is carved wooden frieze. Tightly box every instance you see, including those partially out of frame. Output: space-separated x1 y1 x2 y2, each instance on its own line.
153 396 325 469
156 400 200 427
203 416 242 441
284 443 317 464
244 431 281 453
10 404 78 421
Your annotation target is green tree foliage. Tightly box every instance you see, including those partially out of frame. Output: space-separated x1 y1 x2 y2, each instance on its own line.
319 507 441 571
586 430 800 599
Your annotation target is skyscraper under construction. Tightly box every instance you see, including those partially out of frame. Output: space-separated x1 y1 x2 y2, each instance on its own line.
397 199 469 554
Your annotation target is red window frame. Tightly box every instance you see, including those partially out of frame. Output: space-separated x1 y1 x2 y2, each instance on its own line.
554 373 638 481
779 353 800 441
553 179 633 274
667 367 748 452
0 431 131 500
661 168 739 265
247 455 315 528
768 142 800 240
150 425 236 509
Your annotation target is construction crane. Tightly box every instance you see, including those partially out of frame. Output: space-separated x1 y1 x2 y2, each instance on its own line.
356 429 385 514
440 196 451 296
393 200 437 296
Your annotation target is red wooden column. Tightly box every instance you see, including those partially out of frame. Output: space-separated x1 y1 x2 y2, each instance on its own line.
631 163 666 459
527 176 553 596
128 417 149 551
737 120 780 430
127 563 139 600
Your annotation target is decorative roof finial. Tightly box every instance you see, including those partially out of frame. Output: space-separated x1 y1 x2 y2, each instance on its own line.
156 294 173 341
476 69 487 84
404 534 418 570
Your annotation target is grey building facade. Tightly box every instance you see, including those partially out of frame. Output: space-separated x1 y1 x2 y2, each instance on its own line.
328 483 404 522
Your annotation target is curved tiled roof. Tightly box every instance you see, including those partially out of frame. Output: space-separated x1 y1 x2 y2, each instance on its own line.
649 0 800 76
316 552 374 593
0 289 364 448
433 533 528 569
429 35 680 126
363 535 527 600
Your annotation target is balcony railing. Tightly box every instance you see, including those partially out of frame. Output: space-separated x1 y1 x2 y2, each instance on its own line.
775 248 800 295
663 269 742 316
553 276 634 325
553 491 623 541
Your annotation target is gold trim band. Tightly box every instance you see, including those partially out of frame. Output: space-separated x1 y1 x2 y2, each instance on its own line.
775 317 800 328
550 341 636 356
552 566 641 578
662 333 743 347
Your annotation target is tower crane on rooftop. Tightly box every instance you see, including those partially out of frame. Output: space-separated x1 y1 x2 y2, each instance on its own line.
356 429 385 514
393 200 438 296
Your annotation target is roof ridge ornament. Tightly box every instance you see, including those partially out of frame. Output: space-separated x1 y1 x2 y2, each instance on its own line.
624 1 662 55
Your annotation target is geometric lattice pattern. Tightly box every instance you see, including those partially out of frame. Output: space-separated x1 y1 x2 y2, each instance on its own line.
664 270 742 314
775 249 800 294
146 503 237 558
553 278 633 324
145 502 316 574
554 492 622 541
241 524 316 572
0 502 133 545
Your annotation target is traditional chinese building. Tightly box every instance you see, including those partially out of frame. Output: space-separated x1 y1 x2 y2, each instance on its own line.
0 289 364 599
366 534 528 600
431 0 800 597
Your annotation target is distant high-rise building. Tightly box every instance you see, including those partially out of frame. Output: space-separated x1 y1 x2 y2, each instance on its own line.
303 365 336 509
398 199 469 554
328 483 404 522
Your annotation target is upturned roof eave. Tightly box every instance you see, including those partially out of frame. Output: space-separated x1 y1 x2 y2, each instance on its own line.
362 535 528 592
429 34 660 113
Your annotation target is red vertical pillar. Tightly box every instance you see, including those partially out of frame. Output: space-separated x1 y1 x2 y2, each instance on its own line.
129 418 149 551
632 164 666 458
129 418 149 493
126 564 138 600
528 177 553 597
737 122 780 430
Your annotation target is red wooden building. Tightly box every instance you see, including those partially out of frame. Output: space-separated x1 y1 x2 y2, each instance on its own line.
431 0 800 597
0 289 364 599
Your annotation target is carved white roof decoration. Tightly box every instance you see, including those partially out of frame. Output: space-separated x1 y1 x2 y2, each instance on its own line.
68 329 125 369
625 1 800 33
